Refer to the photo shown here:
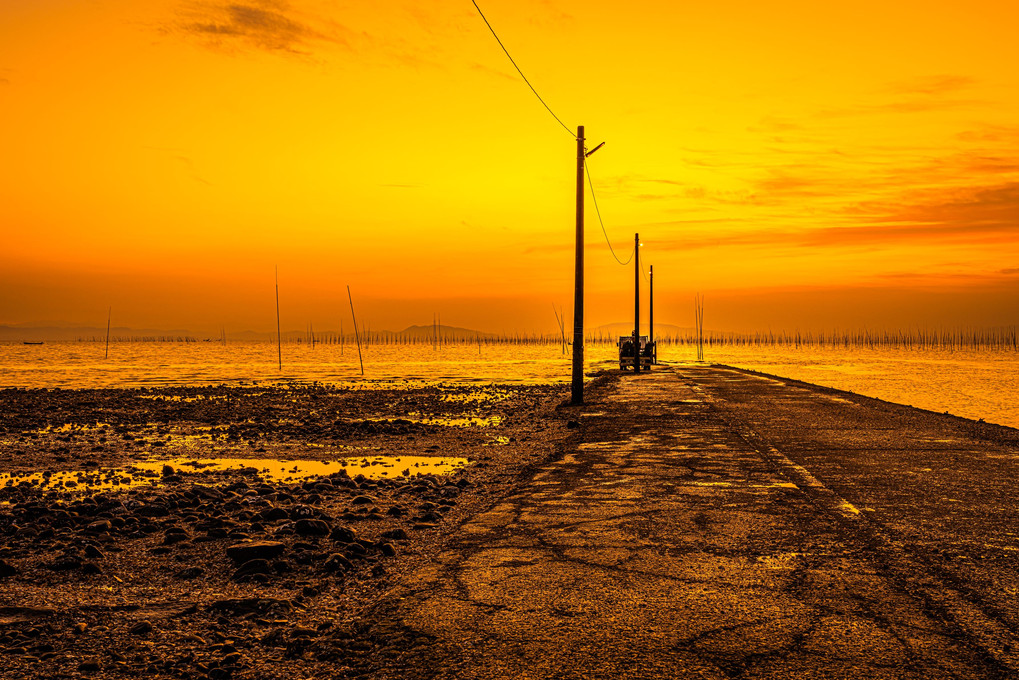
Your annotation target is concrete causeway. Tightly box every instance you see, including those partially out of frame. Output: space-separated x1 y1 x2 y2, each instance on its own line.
366 365 1019 679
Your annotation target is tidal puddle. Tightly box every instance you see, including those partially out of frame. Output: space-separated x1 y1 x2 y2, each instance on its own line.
138 394 227 403
440 387 512 404
0 454 469 495
360 414 502 428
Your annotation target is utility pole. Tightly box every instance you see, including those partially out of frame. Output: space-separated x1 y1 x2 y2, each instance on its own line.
649 264 655 364
633 233 640 373
571 125 586 404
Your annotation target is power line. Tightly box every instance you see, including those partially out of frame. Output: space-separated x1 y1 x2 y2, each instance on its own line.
639 247 649 282
470 1 575 138
585 158 633 266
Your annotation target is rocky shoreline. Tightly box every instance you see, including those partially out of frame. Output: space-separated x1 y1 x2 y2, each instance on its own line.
0 381 573 679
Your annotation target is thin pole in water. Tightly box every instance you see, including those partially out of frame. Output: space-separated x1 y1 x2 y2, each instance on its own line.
347 285 364 376
105 307 111 359
275 267 282 371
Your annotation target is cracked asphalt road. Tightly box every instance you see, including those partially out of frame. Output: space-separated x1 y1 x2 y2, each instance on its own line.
363 365 1019 679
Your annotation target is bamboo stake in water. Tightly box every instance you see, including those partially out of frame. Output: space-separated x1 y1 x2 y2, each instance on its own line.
347 285 364 376
275 267 282 371
105 307 111 359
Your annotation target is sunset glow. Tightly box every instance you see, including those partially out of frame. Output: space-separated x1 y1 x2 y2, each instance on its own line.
2 0 1017 333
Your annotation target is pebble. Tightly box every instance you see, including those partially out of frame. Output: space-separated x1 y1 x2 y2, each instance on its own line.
232 558 273 580
226 541 285 563
324 553 353 573
129 620 153 635
330 526 356 542
295 519 331 536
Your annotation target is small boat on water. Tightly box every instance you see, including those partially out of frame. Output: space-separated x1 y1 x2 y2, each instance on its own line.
23 341 44 345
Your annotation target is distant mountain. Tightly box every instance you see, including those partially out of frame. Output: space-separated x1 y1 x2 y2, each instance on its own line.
396 324 493 339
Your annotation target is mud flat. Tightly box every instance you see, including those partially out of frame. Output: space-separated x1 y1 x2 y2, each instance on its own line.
0 382 572 679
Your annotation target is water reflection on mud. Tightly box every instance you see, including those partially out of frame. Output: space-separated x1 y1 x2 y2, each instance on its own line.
0 454 469 496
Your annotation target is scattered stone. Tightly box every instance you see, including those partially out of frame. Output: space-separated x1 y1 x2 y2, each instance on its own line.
47 554 83 571
226 541 285 563
295 519 330 537
0 558 18 578
260 507 289 522
86 519 112 534
329 527 356 543
233 558 273 580
129 620 153 635
175 566 205 579
324 553 353 573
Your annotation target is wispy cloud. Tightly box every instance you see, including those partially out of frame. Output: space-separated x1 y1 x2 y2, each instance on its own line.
817 74 982 119
586 182 1019 255
172 1 350 55
885 74 976 96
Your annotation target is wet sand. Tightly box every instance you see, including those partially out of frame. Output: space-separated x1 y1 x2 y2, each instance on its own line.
0 381 572 679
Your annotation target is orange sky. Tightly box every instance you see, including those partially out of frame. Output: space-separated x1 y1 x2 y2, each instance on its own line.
2 0 1017 334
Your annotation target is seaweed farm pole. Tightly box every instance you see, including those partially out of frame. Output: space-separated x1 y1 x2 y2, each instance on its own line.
347 285 364 376
571 125 586 404
105 307 111 359
633 232 640 374
275 267 282 371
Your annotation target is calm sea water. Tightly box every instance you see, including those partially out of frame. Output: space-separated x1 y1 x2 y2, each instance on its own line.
1 342 1017 429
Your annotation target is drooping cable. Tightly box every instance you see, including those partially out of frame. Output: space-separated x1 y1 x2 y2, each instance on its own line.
585 158 634 266
471 1 576 138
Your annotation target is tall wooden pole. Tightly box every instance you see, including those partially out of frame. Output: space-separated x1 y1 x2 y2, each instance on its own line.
571 125 585 404
649 264 655 365
633 233 640 373
104 307 111 360
275 267 282 371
